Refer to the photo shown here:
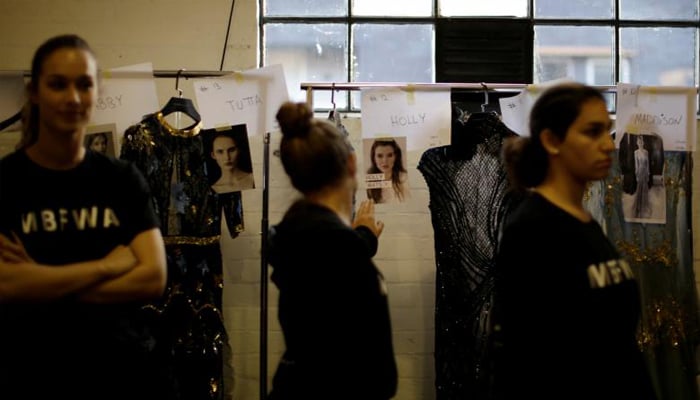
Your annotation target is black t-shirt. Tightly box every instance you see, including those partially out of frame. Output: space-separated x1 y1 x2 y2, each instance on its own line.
0 150 158 263
0 150 164 398
493 192 657 400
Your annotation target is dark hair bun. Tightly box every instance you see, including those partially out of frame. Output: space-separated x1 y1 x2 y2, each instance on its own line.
276 101 312 138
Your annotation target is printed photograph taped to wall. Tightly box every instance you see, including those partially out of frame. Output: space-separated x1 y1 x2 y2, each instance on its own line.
363 136 410 204
84 123 118 157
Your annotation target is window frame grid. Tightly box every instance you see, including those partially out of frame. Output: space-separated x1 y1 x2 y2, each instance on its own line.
260 0 700 112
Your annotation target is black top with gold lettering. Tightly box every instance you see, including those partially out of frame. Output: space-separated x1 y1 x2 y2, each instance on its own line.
492 192 657 400
0 149 167 399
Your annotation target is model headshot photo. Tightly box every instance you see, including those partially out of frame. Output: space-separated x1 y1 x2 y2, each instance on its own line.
203 124 255 193
83 123 117 157
364 136 409 204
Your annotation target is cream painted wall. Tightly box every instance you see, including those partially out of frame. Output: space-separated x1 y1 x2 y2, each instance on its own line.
0 1 698 400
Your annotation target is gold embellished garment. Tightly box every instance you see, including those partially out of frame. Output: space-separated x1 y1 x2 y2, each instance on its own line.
121 113 244 400
586 150 698 400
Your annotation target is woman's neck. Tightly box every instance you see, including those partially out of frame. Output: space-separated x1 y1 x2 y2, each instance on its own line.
535 177 590 222
25 130 85 170
222 168 248 179
305 182 354 226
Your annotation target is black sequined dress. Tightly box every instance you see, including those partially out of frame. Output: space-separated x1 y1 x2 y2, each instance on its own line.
417 112 519 400
121 113 244 400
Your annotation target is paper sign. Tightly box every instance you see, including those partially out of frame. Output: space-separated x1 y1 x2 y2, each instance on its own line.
360 88 451 152
90 62 159 150
499 89 534 136
498 78 576 137
616 83 696 151
192 64 290 135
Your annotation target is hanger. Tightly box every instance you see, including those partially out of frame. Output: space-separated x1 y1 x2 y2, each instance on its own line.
468 82 500 120
331 82 337 112
160 68 201 127
0 110 21 132
326 83 350 138
448 103 481 160
480 82 489 112
448 85 508 160
328 82 338 121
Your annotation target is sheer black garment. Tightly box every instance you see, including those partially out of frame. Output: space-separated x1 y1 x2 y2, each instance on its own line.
417 111 520 400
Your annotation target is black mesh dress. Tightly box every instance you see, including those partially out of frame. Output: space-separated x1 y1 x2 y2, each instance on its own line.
417 111 520 400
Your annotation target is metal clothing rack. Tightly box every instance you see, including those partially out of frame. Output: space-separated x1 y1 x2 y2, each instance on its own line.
300 81 700 115
300 81 623 110
301 81 539 90
301 81 700 92
9 69 234 78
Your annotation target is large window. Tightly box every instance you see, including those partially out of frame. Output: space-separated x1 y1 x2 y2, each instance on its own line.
261 0 700 110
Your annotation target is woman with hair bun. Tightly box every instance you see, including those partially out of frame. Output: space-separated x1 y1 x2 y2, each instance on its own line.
267 101 397 400
492 83 656 400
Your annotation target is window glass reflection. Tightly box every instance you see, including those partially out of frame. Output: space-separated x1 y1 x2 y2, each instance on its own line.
264 23 348 107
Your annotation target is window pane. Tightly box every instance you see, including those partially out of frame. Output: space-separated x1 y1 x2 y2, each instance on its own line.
534 26 614 84
535 0 613 19
265 0 348 17
352 23 434 108
619 0 698 20
620 27 697 86
264 23 349 107
353 0 431 17
439 0 527 17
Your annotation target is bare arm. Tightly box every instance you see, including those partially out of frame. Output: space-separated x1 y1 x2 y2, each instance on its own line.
77 228 167 303
0 234 136 303
352 199 385 238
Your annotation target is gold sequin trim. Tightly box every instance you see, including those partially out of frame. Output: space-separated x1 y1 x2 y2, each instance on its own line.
155 112 203 137
637 296 691 352
616 239 676 267
164 235 220 246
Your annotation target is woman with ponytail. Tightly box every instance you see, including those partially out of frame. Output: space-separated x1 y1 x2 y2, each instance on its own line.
0 34 173 399
492 83 657 400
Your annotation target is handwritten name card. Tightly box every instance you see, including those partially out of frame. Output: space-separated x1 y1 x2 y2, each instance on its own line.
360 88 451 151
90 62 159 146
192 64 289 135
616 83 697 151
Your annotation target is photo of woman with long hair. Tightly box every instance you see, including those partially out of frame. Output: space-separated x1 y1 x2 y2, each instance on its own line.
365 137 409 204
